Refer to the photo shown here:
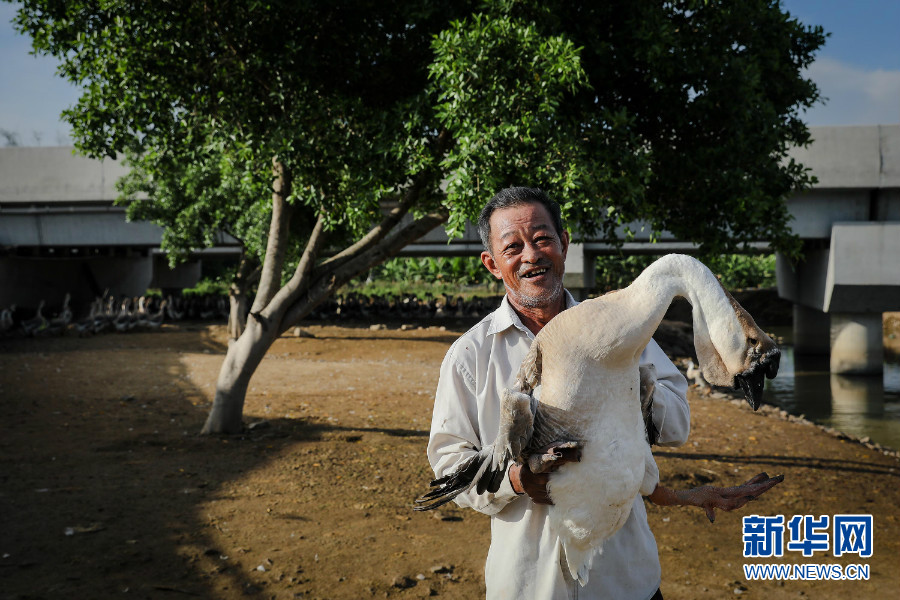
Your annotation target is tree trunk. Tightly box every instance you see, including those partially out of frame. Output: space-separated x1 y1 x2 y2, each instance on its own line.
226 255 260 343
202 159 295 434
227 292 248 343
201 133 451 434
201 317 280 433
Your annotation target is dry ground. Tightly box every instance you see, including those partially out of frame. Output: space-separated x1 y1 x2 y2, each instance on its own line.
1 321 898 599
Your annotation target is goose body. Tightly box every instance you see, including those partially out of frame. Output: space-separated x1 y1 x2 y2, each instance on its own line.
21 300 48 336
417 254 780 585
0 304 16 334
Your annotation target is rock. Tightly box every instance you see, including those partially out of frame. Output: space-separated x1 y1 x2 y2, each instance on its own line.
369 324 387 331
430 564 453 574
391 575 416 589
431 510 462 522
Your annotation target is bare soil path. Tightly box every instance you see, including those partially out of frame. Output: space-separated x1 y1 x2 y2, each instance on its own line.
1 322 898 599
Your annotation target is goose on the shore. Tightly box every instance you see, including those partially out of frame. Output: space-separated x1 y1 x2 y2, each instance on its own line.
144 299 167 328
0 304 16 334
686 359 711 393
21 300 48 336
416 254 782 585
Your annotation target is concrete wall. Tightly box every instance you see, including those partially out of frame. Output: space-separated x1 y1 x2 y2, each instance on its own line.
0 207 165 247
786 125 900 189
0 146 129 204
825 222 900 313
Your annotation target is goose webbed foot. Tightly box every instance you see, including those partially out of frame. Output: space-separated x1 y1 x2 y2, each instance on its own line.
653 471 785 523
527 441 582 474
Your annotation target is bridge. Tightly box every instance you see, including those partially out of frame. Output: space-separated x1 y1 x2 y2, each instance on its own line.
2 126 899 372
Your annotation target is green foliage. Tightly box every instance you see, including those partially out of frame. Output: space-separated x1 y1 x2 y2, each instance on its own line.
182 277 230 298
707 254 777 289
344 256 499 299
371 257 494 285
595 254 777 292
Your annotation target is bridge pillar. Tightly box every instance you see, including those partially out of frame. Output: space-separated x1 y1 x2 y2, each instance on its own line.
830 313 884 374
793 304 831 354
563 243 595 299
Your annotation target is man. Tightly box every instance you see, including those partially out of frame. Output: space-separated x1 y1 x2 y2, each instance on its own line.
426 187 778 599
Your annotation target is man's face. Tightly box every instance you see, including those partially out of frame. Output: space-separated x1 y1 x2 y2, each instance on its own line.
481 202 569 310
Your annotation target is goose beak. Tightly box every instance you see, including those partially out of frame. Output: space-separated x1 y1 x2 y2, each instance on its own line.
764 350 780 379
734 370 765 411
734 349 781 411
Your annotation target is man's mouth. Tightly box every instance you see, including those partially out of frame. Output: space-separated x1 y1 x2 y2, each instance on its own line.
520 268 548 279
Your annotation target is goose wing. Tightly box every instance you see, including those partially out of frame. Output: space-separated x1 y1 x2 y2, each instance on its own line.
414 388 537 511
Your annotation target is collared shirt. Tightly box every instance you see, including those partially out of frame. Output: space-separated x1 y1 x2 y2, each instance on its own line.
427 292 690 600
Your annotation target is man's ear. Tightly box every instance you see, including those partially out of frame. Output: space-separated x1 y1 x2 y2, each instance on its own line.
560 230 570 260
481 251 503 279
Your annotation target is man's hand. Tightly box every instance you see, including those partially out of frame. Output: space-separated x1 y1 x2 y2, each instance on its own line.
647 472 784 522
509 443 582 505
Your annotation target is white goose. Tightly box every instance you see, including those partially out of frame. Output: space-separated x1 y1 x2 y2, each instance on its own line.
416 254 781 585
0 304 16 334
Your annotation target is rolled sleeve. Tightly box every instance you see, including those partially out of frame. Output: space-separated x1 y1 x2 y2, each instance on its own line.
641 339 690 447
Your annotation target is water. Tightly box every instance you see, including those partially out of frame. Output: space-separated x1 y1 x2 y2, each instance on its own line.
762 330 900 450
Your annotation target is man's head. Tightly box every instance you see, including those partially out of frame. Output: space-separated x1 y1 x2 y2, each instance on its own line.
479 187 569 311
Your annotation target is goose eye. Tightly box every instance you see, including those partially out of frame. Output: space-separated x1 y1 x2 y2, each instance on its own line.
748 337 758 346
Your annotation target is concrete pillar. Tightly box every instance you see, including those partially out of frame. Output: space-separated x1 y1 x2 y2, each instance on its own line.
563 243 594 299
830 373 884 421
830 313 884 374
793 304 831 355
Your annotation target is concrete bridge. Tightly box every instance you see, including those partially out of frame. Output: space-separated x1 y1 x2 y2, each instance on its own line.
0 147 241 310
775 126 900 374
2 126 899 373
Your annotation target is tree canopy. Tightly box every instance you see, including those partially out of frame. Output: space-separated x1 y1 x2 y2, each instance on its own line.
11 0 824 255
8 0 826 432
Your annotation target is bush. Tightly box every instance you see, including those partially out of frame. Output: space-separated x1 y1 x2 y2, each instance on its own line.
595 254 776 292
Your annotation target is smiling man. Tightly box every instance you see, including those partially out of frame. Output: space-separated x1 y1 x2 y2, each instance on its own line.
425 187 785 599
426 187 691 599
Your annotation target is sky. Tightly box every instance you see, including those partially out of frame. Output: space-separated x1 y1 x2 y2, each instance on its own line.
1 1 898 147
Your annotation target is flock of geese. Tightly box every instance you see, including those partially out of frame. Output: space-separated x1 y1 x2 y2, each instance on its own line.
0 291 501 338
0 292 224 338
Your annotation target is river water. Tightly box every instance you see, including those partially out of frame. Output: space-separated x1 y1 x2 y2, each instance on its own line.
761 328 900 451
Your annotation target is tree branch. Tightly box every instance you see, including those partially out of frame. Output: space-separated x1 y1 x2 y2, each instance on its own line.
250 157 293 313
279 206 449 331
261 210 328 325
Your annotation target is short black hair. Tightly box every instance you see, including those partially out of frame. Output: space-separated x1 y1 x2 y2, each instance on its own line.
477 187 564 252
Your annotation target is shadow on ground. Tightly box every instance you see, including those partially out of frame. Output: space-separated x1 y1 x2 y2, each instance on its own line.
0 324 480 599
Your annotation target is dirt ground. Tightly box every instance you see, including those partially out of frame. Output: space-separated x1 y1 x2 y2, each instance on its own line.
1 320 899 600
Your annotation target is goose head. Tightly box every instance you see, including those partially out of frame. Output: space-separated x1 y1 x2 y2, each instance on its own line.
693 289 780 411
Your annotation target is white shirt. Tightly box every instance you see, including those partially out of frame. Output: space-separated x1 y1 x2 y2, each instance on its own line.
427 292 690 600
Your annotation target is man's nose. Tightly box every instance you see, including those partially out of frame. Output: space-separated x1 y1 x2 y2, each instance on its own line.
521 241 543 263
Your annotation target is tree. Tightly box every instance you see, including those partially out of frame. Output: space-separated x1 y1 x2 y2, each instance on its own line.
9 0 825 433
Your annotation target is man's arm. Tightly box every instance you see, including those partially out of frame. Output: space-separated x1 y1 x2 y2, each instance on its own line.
426 351 520 515
641 339 690 446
